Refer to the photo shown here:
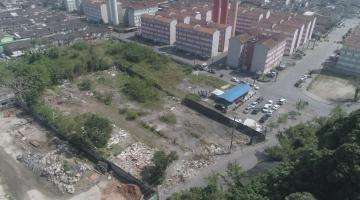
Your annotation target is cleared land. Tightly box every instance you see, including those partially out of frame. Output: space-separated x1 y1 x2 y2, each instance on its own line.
307 71 359 102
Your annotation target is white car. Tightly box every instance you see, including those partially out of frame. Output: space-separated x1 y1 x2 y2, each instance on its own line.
231 77 240 83
251 102 258 106
266 109 274 115
268 100 273 104
272 104 280 110
253 85 260 90
262 108 270 113
263 103 272 108
279 98 287 105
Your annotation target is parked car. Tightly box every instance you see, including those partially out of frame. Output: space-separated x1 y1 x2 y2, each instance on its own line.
243 107 251 114
259 115 270 123
278 98 287 105
251 108 261 114
253 84 260 90
272 104 280 110
268 100 273 105
231 77 240 83
215 104 227 113
256 96 264 103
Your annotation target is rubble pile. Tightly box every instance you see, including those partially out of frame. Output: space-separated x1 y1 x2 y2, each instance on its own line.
165 158 213 186
108 127 131 147
115 142 155 178
205 144 227 155
17 146 88 194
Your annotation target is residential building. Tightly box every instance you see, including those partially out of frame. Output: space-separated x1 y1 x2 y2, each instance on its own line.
140 14 177 45
334 25 360 76
227 33 255 70
124 2 158 27
272 24 299 55
106 0 119 25
176 23 220 58
251 34 287 73
236 8 269 34
212 0 221 23
65 0 77 12
83 0 108 23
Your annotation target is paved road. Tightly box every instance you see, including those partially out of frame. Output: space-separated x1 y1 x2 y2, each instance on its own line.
158 18 360 200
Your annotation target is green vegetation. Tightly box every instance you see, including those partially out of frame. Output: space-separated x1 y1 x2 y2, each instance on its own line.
185 93 201 102
170 108 360 200
77 79 92 91
277 113 288 124
125 110 138 121
188 74 228 88
145 150 178 185
295 99 309 113
122 77 160 105
159 113 177 124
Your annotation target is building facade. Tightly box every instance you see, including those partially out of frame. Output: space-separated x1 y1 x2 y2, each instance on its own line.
65 0 77 12
176 23 220 58
126 3 158 27
83 0 108 23
334 25 360 76
106 0 119 25
140 14 177 45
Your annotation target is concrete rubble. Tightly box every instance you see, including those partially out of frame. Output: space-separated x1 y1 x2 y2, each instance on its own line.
165 158 213 186
114 142 155 178
17 140 89 194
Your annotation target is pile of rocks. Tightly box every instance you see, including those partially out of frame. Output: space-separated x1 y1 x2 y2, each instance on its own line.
17 149 88 194
165 158 213 186
115 142 155 178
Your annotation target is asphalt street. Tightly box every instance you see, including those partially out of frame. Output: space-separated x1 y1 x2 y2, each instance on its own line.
158 18 360 200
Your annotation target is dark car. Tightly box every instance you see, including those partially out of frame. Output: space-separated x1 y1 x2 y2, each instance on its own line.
243 107 251 114
251 108 261 115
259 115 270 123
256 96 264 103
215 104 227 113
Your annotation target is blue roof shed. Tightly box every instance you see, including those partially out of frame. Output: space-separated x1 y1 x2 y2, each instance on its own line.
218 84 252 104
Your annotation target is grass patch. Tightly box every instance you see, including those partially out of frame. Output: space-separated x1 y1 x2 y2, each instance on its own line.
159 113 177 124
188 74 228 88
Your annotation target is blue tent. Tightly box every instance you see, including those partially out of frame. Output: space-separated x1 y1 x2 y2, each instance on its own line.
218 84 252 104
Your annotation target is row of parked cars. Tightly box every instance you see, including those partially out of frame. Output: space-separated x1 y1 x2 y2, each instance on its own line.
243 97 287 123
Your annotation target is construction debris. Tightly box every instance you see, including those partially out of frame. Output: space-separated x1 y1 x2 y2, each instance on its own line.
17 142 89 194
114 143 155 178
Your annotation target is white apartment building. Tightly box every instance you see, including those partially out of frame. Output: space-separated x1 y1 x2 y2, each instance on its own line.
273 24 299 55
176 23 220 58
65 0 77 12
125 2 159 27
251 34 287 73
335 25 360 76
83 0 108 23
140 14 177 45
236 8 269 33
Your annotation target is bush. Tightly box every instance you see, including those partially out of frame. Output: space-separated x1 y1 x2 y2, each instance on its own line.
145 151 178 185
78 79 92 91
126 110 138 121
159 113 177 124
122 77 159 104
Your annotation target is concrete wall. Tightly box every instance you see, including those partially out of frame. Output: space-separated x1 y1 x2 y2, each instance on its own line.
169 20 177 45
211 30 220 57
222 25 232 52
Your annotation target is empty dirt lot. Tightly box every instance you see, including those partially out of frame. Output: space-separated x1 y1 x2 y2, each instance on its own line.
307 72 359 102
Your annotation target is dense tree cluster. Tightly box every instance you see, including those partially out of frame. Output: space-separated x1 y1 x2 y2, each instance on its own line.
169 109 360 200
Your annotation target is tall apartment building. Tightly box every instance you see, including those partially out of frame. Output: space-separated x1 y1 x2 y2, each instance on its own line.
65 0 77 12
83 0 108 23
140 14 177 45
106 0 119 25
176 23 220 58
236 8 269 33
273 24 299 55
334 25 360 76
125 2 158 27
251 34 287 73
227 33 286 73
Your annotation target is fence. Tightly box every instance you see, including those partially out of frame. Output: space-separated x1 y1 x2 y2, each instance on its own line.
19 105 157 200
182 97 266 144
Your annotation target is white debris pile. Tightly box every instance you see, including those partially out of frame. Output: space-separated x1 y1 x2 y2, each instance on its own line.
115 142 155 178
165 158 213 186
107 127 131 147
205 144 227 155
17 148 88 194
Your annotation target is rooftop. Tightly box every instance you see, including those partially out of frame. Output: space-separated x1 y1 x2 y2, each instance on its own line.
218 84 252 103
177 23 218 35
142 14 175 24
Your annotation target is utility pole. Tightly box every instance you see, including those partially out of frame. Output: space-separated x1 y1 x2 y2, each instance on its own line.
229 116 237 153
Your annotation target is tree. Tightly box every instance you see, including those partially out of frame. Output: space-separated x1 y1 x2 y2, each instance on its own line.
355 87 360 102
146 150 178 185
82 113 112 148
285 192 317 200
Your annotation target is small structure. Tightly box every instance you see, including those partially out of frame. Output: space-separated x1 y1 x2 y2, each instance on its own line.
216 84 251 105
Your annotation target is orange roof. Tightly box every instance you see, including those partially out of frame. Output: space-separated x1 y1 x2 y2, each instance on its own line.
177 23 218 34
142 14 174 24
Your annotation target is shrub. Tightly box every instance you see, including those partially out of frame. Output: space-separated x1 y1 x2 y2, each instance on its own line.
78 79 92 91
159 113 177 124
126 110 138 121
